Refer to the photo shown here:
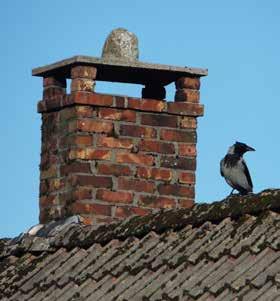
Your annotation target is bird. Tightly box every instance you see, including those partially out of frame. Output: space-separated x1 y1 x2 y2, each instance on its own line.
220 141 255 196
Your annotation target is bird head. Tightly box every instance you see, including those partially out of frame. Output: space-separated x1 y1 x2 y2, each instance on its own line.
228 141 255 155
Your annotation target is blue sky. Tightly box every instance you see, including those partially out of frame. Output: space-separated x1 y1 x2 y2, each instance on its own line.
0 1 279 237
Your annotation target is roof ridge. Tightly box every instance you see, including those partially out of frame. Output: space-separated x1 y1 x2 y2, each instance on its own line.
1 188 280 257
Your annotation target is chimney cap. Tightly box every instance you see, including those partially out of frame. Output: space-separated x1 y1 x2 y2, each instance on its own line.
32 55 207 85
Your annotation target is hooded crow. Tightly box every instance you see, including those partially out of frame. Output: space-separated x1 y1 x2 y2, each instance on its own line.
220 141 255 195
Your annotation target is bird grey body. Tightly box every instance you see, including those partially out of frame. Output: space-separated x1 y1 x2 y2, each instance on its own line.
220 142 255 195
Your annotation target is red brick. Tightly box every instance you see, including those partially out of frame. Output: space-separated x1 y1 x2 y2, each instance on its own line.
69 148 111 160
118 177 155 193
160 156 196 170
175 77 201 90
160 129 196 143
167 102 204 116
96 189 133 204
115 96 126 107
71 66 97 79
138 140 175 154
178 198 194 208
61 134 93 147
72 202 111 216
97 136 133 149
39 180 48 195
158 184 194 198
44 94 63 107
70 92 113 106
39 195 58 207
127 98 166 112
115 206 151 218
175 89 200 103
180 117 197 129
98 108 136 122
72 187 92 200
60 162 91 176
178 144 197 156
97 163 132 176
141 114 177 127
120 124 156 138
136 167 172 182
138 195 176 209
116 153 154 166
71 175 112 188
178 172 196 184
69 119 113 134
74 135 93 146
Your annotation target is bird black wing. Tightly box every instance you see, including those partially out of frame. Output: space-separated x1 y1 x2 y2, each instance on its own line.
220 159 225 177
241 160 253 190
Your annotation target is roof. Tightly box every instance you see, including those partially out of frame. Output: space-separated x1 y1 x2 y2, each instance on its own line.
32 55 208 85
1 189 280 300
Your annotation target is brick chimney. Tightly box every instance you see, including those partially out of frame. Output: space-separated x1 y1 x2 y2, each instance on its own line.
33 29 207 225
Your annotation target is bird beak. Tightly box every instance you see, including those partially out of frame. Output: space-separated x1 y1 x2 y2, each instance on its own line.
246 145 255 151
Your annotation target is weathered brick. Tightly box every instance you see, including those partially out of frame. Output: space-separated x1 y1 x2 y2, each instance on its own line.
40 180 48 196
69 119 113 134
72 135 93 146
115 206 151 218
127 98 165 112
72 187 92 200
167 102 204 116
138 140 175 154
96 189 133 204
175 77 201 90
71 66 97 79
97 136 133 149
178 172 196 184
98 108 136 122
72 202 111 216
178 198 194 208
97 163 133 176
178 144 197 156
160 129 196 143
48 178 65 192
71 175 112 188
40 165 57 179
60 106 94 121
141 114 177 127
71 78 95 92
138 195 176 209
158 184 194 198
118 178 156 193
70 92 114 106
175 89 200 103
161 156 196 170
116 153 154 166
136 167 172 182
69 148 111 160
120 124 156 138
43 86 65 99
40 195 58 207
115 96 126 107
180 117 197 129
60 162 91 176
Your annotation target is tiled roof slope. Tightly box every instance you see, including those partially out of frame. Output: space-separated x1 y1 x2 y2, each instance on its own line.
1 189 280 300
